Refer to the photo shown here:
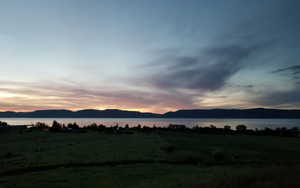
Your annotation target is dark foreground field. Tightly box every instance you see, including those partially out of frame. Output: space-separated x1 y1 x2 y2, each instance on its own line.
1 130 300 188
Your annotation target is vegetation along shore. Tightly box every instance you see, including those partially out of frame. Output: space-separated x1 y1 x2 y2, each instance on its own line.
1 120 300 187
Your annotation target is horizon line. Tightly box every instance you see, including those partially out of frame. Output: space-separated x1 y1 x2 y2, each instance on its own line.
1 107 300 115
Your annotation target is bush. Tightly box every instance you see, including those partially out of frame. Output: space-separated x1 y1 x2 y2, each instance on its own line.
236 124 247 133
0 121 8 127
35 122 49 129
0 121 9 133
49 121 62 132
67 122 79 129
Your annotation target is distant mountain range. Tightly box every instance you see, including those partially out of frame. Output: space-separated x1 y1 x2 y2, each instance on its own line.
0 109 160 118
163 108 300 119
0 108 299 118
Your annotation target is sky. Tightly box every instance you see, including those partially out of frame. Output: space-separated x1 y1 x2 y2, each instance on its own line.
0 0 299 113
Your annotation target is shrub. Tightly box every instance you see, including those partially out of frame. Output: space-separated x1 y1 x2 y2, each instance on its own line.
236 124 247 133
0 121 9 127
49 121 62 132
35 122 49 129
67 122 79 129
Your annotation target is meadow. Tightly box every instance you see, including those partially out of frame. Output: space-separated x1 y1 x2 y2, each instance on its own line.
1 127 300 188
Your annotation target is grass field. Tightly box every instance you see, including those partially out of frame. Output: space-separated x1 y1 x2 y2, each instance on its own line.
1 130 300 188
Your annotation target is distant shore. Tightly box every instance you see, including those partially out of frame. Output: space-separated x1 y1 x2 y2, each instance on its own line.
0 108 300 118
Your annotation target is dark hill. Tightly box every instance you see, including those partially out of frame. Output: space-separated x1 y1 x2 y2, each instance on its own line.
0 109 161 118
162 108 300 119
0 108 299 118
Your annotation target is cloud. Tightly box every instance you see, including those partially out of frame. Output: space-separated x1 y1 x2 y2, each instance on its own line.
250 64 300 107
271 65 300 84
253 88 300 107
229 84 254 89
145 42 269 92
0 80 197 113
272 65 300 76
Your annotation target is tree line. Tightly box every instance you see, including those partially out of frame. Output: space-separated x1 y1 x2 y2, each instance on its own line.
1 120 299 137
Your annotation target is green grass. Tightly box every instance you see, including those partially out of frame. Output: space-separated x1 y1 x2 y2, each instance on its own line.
161 132 300 164
1 165 300 188
1 130 300 188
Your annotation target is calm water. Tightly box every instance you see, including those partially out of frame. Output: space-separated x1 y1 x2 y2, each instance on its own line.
1 118 300 129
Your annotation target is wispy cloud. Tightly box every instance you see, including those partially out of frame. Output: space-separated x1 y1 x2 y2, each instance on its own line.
272 65 300 77
272 65 300 73
0 80 197 113
143 41 271 92
253 87 300 108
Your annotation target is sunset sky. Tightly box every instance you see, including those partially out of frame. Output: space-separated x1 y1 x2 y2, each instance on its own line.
0 0 299 113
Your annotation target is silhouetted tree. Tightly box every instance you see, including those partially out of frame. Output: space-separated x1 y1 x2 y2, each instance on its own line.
236 124 247 133
35 122 48 129
67 122 79 129
223 125 232 135
168 124 187 131
0 121 8 127
50 121 62 132
0 121 9 133
224 125 231 131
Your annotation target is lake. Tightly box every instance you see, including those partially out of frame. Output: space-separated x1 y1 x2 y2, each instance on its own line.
1 118 300 129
